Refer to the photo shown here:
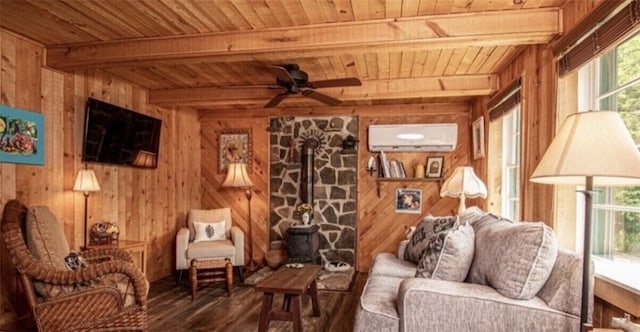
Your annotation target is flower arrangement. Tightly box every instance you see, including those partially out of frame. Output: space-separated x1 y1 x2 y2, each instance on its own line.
297 203 313 215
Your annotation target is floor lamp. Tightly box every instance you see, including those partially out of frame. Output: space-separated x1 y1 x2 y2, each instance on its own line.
530 111 640 330
73 169 101 249
222 163 258 272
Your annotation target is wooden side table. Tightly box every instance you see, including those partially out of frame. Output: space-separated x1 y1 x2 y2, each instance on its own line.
85 240 147 275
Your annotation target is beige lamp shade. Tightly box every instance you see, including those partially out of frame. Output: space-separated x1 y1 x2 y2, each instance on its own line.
222 163 254 188
530 111 640 186
73 169 101 194
440 166 487 215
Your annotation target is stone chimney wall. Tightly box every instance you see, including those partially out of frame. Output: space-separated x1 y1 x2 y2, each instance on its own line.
269 116 358 265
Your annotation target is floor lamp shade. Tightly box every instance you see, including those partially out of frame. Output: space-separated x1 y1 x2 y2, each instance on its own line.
531 111 640 185
440 166 487 215
73 169 101 249
222 163 254 188
530 111 640 328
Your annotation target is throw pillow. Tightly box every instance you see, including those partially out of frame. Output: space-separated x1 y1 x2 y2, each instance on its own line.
404 215 458 264
468 214 558 300
193 220 226 242
64 252 88 270
459 206 487 225
415 222 474 282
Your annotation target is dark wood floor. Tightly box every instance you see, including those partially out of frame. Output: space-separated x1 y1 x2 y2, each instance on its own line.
148 272 366 332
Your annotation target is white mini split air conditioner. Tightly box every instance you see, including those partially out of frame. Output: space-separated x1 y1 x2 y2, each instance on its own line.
368 123 458 152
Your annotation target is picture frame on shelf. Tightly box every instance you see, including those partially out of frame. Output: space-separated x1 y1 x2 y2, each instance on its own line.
472 116 485 160
0 105 45 165
396 188 422 214
217 128 252 173
426 156 444 178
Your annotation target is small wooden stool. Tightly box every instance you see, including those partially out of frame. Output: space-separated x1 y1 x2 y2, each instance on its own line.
190 258 233 301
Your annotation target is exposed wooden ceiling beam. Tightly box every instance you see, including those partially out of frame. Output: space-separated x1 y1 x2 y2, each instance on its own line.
198 102 471 118
149 75 498 107
47 8 560 70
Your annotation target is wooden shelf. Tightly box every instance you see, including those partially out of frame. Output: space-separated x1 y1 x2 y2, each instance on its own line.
376 177 442 197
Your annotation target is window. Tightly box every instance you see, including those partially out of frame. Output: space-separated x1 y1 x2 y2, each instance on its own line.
578 31 640 291
487 103 521 220
501 106 521 220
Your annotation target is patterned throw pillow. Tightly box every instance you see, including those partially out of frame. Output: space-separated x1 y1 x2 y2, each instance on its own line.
415 222 475 281
64 252 88 270
404 215 459 264
193 220 226 242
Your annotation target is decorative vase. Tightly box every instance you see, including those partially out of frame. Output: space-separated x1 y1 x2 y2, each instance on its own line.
302 212 310 225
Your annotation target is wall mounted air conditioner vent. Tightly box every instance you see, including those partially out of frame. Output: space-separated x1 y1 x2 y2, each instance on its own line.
368 123 458 152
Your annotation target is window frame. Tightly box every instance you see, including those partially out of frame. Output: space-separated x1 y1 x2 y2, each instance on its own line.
576 31 640 294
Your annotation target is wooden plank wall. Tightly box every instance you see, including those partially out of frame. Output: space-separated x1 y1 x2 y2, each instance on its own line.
199 103 473 272
199 116 270 266
483 44 556 225
0 30 201 329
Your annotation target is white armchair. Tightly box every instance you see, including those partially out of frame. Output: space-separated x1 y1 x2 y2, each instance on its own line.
176 208 245 284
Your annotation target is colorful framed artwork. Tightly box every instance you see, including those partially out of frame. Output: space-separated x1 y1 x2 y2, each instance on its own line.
396 188 422 214
0 105 45 165
426 156 444 178
472 116 485 160
218 128 252 173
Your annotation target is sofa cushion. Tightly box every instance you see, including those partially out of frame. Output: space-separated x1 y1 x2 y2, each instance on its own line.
26 206 70 268
404 215 458 264
25 206 75 298
416 222 474 282
187 239 236 260
354 275 403 332
370 253 416 278
459 206 487 225
537 249 586 316
468 214 558 300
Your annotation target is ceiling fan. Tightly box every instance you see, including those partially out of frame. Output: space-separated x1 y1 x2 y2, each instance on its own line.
226 64 362 108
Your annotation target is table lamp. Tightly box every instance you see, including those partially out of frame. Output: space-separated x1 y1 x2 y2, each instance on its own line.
440 166 488 215
73 169 101 249
530 111 640 329
222 163 258 271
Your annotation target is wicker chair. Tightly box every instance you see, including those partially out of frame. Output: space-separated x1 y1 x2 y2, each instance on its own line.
1 199 148 331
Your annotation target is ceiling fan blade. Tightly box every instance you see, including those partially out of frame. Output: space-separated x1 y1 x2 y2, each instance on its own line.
269 65 295 84
302 90 341 106
307 77 362 89
221 84 283 89
264 92 290 108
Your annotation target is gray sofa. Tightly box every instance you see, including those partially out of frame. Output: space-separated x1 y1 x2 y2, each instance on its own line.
354 209 591 332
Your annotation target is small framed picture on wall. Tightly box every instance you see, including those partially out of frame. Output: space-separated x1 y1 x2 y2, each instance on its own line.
472 116 485 160
218 128 252 173
426 156 444 178
396 189 422 214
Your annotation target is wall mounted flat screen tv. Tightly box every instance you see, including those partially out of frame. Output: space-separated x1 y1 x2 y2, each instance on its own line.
82 98 161 168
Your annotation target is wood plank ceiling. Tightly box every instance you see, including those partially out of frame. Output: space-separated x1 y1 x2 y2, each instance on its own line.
0 0 568 112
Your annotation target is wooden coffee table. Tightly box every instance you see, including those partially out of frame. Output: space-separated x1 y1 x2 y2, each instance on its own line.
255 265 321 332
